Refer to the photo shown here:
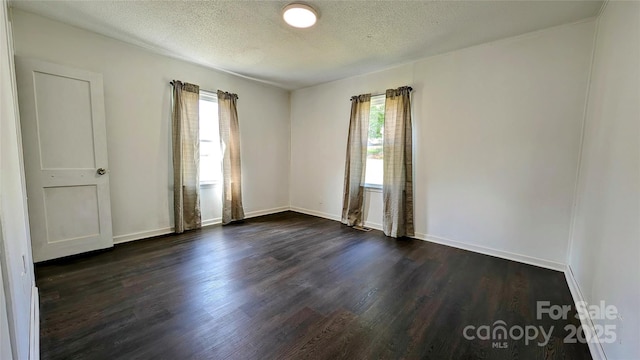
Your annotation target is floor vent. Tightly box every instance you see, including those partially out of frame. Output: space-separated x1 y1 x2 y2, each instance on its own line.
353 226 372 232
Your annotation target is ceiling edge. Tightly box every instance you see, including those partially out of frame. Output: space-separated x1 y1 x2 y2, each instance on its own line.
9 7 292 91
292 15 599 93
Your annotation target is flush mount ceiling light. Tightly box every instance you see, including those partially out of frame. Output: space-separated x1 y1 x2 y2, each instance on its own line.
282 3 318 28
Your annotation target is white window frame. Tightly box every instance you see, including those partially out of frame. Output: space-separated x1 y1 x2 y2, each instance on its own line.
199 90 221 187
364 94 385 190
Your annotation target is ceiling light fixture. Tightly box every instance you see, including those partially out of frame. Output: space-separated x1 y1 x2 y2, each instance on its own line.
282 3 318 28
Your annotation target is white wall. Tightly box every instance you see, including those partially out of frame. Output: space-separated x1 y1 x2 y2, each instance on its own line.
0 2 36 359
6 4 638 359
291 19 596 268
568 2 639 359
11 9 291 242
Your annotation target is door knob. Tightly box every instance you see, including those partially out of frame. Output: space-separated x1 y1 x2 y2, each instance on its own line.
97 168 107 175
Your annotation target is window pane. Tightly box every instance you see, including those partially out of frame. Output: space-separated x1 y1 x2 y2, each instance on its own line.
365 95 385 186
199 93 221 183
199 99 218 141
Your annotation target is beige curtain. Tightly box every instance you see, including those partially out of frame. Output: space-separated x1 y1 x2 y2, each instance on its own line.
383 86 414 238
218 90 245 225
341 94 371 227
171 80 201 233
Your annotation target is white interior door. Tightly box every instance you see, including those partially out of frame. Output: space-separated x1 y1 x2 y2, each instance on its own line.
16 58 113 262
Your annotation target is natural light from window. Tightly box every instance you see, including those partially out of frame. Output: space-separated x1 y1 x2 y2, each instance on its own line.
199 91 222 184
365 95 385 187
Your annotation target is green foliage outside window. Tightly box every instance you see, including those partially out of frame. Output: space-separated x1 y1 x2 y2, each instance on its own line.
368 104 384 141
367 103 384 159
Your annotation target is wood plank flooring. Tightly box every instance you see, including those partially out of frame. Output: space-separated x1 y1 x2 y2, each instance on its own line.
36 211 591 359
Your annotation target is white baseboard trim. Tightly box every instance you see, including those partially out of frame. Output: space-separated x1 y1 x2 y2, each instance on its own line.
291 206 566 272
201 206 290 228
363 221 383 231
414 232 566 272
245 206 290 219
565 266 607 360
288 207 565 272
113 227 173 244
289 206 341 222
29 286 38 360
202 218 222 227
113 206 291 244
290 206 383 231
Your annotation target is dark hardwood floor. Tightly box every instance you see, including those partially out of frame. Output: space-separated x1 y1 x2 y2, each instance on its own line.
36 211 591 360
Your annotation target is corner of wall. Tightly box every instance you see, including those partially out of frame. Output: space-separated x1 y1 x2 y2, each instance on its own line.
564 265 607 360
287 90 293 209
564 8 601 266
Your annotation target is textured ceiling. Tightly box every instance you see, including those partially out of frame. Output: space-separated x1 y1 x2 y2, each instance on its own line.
10 0 603 90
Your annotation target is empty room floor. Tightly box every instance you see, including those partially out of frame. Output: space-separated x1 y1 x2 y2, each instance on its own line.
36 212 591 359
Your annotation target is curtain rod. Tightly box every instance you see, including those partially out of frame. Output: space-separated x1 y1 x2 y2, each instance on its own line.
169 81 237 99
350 87 414 100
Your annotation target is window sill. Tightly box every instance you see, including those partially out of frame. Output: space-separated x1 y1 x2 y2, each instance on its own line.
199 181 220 188
364 184 382 192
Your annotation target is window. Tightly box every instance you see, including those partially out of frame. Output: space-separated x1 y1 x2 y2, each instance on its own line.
199 91 222 184
364 95 385 187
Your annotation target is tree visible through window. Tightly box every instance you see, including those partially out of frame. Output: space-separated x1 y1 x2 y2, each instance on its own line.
365 95 385 187
199 91 222 184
